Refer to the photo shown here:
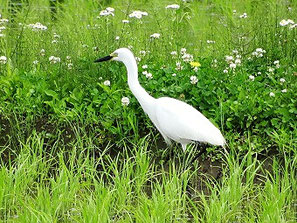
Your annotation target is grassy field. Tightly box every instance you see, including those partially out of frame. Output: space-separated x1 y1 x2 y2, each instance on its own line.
0 0 297 222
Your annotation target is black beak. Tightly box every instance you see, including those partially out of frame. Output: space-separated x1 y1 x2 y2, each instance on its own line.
94 55 113 63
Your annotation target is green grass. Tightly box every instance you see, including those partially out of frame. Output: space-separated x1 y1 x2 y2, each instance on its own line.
0 131 296 222
0 0 297 222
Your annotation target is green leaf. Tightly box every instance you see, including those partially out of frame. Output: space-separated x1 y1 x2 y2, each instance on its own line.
44 89 58 99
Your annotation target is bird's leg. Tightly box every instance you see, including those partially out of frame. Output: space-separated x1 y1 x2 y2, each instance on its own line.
181 143 187 152
190 143 208 163
196 145 207 158
163 143 174 165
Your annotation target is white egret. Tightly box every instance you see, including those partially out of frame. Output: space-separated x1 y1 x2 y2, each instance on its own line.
95 48 226 152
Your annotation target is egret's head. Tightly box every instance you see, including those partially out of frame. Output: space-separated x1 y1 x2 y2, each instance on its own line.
94 48 134 63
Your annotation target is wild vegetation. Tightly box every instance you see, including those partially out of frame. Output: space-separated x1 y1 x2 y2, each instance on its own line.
0 0 296 222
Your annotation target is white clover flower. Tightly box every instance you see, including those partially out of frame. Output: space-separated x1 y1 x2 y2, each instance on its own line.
229 63 236 69
0 33 5 37
27 22 47 31
180 48 187 54
99 7 115 16
0 26 6 31
170 51 177 56
0 19 9 24
273 60 279 66
190 76 198 84
269 92 275 97
66 56 71 61
129 10 148 19
193 67 199 72
33 60 39 65
239 12 247 19
281 89 287 93
235 58 241 64
225 55 234 63
165 4 180 10
67 63 73 70
51 39 58 44
142 64 148 69
106 7 114 12
280 78 285 83
249 75 255 81
289 24 297 29
122 19 130 23
146 72 153 79
82 44 88 48
53 33 60 39
135 57 141 62
115 36 120 40
121 97 130 106
93 46 99 51
53 57 61 63
268 67 275 73
0 56 7 64
172 73 176 77
232 49 239 54
258 72 261 75
223 69 228 73
182 53 193 62
150 33 160 39
40 49 45 56
256 48 264 53
49 56 61 64
206 40 215 44
175 61 183 71
252 48 266 58
139 50 146 56
103 80 110 86
99 11 111 17
142 70 148 75
233 10 237 14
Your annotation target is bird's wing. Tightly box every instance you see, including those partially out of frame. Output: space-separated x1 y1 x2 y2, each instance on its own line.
155 97 225 146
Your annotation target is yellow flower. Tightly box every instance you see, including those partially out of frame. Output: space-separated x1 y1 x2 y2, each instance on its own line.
190 61 201 67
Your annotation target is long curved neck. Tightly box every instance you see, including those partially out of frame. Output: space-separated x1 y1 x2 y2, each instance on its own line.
122 58 155 113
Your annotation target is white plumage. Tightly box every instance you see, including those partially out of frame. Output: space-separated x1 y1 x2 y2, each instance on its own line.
95 48 226 151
